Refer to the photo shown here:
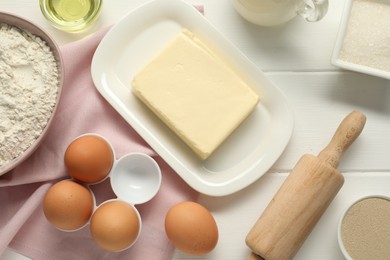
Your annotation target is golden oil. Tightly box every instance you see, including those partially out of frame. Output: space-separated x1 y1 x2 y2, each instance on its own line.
40 0 102 32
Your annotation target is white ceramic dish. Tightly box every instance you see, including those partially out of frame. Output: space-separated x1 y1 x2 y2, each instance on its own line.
331 0 390 80
91 0 293 196
337 195 390 260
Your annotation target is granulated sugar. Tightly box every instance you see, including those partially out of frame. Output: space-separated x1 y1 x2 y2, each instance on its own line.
339 0 390 72
341 197 390 260
0 23 59 168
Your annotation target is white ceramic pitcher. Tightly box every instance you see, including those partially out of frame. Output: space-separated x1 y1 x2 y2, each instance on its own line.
232 0 328 26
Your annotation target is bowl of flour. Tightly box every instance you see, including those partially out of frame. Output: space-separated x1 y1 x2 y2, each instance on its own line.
0 12 64 176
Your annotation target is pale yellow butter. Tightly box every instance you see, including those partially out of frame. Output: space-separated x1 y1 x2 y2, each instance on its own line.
132 29 259 160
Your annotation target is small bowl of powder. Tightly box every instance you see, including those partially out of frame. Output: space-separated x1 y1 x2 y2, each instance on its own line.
338 195 390 260
0 12 64 176
331 0 390 80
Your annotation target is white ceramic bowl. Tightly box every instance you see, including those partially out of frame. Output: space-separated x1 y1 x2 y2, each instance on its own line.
331 0 390 80
0 12 64 176
338 195 390 259
111 152 162 205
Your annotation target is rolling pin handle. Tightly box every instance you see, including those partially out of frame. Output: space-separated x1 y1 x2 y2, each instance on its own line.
318 111 366 168
248 252 264 260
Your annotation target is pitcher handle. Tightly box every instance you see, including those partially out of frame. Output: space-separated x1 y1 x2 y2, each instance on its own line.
298 0 329 22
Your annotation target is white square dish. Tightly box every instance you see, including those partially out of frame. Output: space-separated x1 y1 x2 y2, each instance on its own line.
91 0 293 196
332 0 390 80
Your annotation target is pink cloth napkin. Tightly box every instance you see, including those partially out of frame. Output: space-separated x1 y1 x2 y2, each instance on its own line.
0 26 199 259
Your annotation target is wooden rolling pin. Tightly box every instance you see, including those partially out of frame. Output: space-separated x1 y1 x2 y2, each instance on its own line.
246 111 366 260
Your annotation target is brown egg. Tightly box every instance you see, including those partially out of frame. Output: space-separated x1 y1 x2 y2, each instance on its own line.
90 200 141 252
64 134 114 183
165 201 219 255
43 179 94 231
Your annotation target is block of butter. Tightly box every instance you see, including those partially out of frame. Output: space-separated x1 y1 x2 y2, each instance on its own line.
132 29 259 160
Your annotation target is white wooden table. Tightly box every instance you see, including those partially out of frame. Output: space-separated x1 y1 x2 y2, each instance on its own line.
1 1 390 259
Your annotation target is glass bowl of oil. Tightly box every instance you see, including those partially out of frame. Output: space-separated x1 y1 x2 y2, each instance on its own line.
39 0 102 32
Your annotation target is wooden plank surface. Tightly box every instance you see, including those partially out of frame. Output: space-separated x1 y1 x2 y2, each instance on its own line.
267 72 390 171
1 0 390 259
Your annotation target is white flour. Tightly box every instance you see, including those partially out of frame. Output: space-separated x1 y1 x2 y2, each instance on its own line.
0 23 59 168
339 0 390 71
